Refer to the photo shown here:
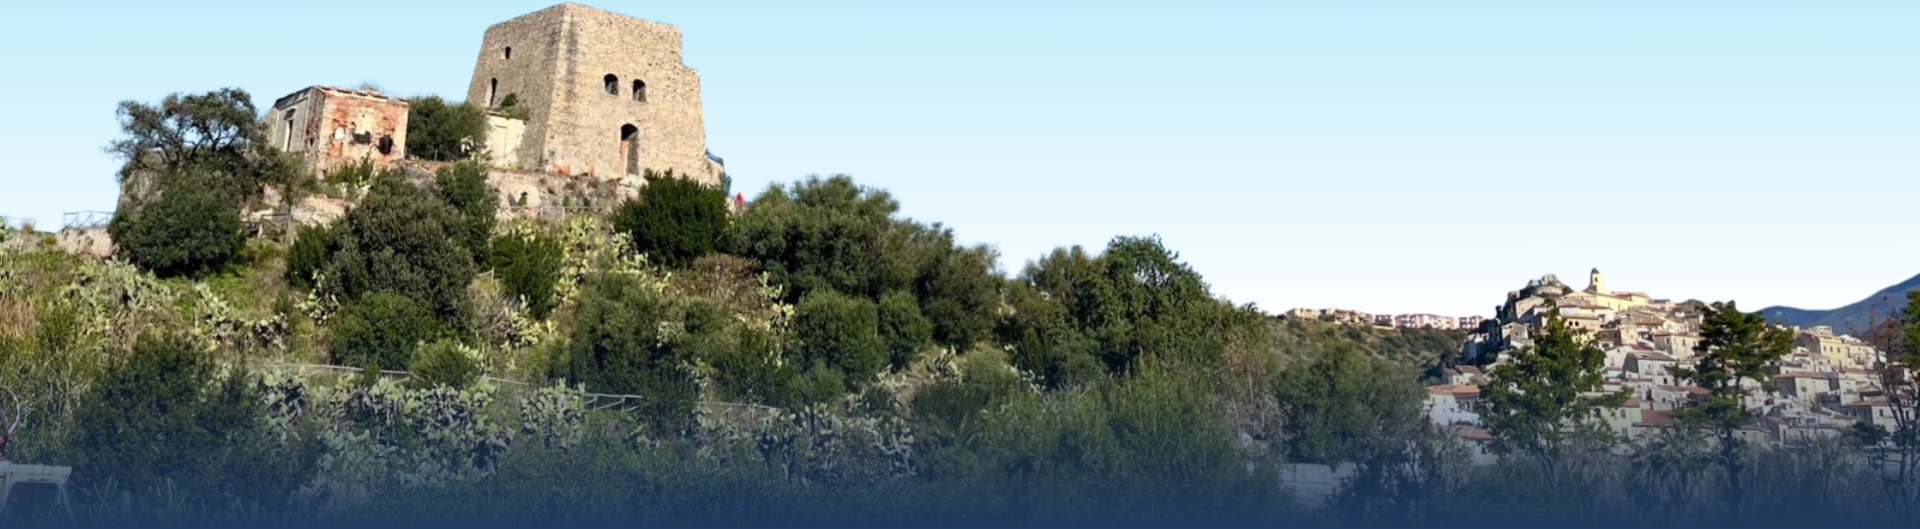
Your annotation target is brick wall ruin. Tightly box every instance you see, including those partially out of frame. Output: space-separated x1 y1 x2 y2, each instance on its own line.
262 86 410 178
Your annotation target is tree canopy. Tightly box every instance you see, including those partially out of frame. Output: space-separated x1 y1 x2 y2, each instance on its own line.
406 96 489 162
1480 308 1628 492
323 170 478 326
611 171 731 269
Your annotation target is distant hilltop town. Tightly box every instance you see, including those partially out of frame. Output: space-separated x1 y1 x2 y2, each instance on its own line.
1416 269 1893 466
1280 307 1484 331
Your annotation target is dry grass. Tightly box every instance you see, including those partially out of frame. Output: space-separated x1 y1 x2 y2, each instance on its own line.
0 299 35 340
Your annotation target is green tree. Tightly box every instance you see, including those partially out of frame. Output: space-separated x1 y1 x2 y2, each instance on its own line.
328 292 443 370
436 161 499 266
551 272 697 432
877 290 933 370
1272 342 1426 470
285 223 333 289
69 334 312 508
1005 236 1239 379
106 88 300 207
106 184 245 278
406 95 489 161
910 228 1001 350
733 175 911 301
1668 300 1793 523
998 280 1100 390
702 323 801 407
490 229 565 319
795 289 887 388
611 171 731 269
734 175 1003 352
324 171 476 325
1480 308 1629 493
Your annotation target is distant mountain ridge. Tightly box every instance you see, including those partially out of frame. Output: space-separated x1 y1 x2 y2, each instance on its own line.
1757 272 1920 334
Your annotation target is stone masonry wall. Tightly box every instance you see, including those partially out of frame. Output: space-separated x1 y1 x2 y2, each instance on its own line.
466 4 717 186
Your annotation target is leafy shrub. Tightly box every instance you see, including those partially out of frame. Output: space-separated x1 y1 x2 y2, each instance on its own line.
1271 342 1424 466
550 272 696 433
877 290 932 370
436 161 498 266
912 238 1001 350
704 325 802 407
489 228 563 319
496 93 527 120
410 339 480 389
1002 236 1245 378
666 254 783 324
326 157 377 189
794 364 849 406
328 292 442 370
324 171 475 325
795 289 885 388
68 333 314 508
405 95 488 161
107 183 244 278
285 223 332 289
610 171 731 269
732 175 907 301
733 175 1000 350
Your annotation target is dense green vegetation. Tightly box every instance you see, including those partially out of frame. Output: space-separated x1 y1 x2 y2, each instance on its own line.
611 170 732 269
405 95 490 161
0 90 1913 528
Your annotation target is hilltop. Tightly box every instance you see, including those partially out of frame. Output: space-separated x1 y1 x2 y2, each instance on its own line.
1757 272 1920 333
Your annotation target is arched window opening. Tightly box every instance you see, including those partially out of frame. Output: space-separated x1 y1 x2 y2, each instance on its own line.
619 124 641 176
504 47 513 59
488 78 499 107
632 80 646 102
604 74 620 96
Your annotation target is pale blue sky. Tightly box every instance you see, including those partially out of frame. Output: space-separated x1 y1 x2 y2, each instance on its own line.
2 1 1916 317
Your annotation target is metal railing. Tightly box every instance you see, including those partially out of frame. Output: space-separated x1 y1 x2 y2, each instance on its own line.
60 211 113 231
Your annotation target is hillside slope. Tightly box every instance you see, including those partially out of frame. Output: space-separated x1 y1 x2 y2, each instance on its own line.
1758 272 1920 334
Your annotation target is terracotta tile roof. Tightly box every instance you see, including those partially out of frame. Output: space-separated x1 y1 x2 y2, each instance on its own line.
1450 425 1495 441
1425 384 1481 396
1636 409 1676 426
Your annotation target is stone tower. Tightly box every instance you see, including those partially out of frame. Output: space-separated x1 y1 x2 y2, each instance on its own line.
467 4 722 184
1588 268 1608 295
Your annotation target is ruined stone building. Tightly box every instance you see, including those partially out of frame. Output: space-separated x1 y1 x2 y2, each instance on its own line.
262 86 410 177
466 3 724 185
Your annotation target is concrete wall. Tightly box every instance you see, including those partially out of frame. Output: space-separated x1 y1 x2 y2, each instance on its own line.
466 4 718 185
485 115 528 169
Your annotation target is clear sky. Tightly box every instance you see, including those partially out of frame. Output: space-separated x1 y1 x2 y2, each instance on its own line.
2 1 1916 317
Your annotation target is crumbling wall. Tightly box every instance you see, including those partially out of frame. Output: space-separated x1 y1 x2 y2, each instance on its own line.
264 87 411 180
488 166 625 220
312 89 410 174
